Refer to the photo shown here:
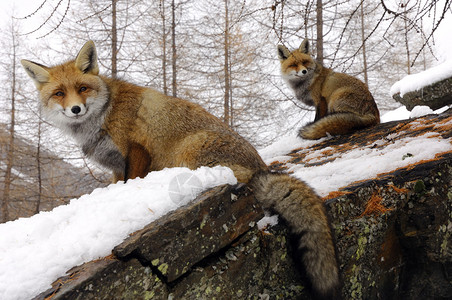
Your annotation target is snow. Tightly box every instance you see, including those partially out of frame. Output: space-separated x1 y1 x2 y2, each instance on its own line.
380 106 411 122
390 60 452 97
390 15 452 97
260 108 451 197
0 166 237 300
380 105 450 123
289 133 448 197
257 213 279 231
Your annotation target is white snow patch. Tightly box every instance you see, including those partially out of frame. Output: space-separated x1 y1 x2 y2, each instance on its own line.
257 213 279 231
258 133 321 164
409 106 434 118
288 133 450 197
390 60 452 97
381 105 450 123
0 166 237 300
259 125 451 198
381 106 411 123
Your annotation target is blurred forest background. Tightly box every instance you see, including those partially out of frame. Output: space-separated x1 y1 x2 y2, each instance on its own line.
1 0 450 222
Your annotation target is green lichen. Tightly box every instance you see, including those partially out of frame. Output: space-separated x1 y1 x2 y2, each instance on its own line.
349 265 363 299
158 263 169 275
200 216 207 229
440 221 452 258
144 291 155 299
151 259 159 266
205 286 212 295
356 234 368 260
414 180 426 194
336 201 345 215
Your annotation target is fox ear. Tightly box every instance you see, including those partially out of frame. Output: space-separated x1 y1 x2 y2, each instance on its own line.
277 45 291 60
21 59 50 88
299 38 310 54
75 40 99 75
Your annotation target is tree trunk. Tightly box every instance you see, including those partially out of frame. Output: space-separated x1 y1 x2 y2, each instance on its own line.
403 2 411 74
35 115 43 215
316 0 323 63
171 0 177 97
2 33 17 223
223 0 230 126
111 0 118 78
161 0 168 95
360 0 369 85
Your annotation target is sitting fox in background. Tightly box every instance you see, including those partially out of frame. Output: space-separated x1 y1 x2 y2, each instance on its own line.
278 38 380 140
22 41 340 299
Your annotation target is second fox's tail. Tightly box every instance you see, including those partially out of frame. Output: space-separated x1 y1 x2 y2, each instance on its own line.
250 171 340 299
299 112 379 140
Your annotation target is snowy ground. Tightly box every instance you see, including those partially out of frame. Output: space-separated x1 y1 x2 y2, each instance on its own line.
260 105 451 197
0 166 236 300
0 102 450 300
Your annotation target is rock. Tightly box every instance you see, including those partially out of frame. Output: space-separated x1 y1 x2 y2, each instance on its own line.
33 257 169 300
327 155 452 299
269 110 452 299
392 76 452 110
35 111 452 299
113 183 264 282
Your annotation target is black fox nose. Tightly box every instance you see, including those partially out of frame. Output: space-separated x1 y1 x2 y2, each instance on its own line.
302 70 307 74
71 106 81 114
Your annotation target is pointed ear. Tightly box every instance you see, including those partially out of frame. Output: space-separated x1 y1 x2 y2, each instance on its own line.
277 45 291 60
299 38 310 54
75 40 99 75
21 59 50 88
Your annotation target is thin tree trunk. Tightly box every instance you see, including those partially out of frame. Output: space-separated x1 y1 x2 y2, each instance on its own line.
171 0 177 97
316 0 323 63
2 33 17 223
35 116 43 215
229 61 233 128
161 0 168 95
360 0 369 85
403 1 411 74
223 0 230 126
111 0 118 78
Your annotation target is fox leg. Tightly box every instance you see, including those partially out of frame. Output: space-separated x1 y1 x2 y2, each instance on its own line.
313 97 328 122
124 143 151 182
112 172 124 183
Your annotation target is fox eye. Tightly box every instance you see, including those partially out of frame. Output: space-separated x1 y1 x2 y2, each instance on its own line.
79 86 87 92
289 64 298 68
55 91 64 97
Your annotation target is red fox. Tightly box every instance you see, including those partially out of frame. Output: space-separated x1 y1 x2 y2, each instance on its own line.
22 41 340 299
278 38 380 139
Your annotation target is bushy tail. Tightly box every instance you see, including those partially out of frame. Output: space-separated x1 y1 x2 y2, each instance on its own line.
250 171 340 299
299 112 379 140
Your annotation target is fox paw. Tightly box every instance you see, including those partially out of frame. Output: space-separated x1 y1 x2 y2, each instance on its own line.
298 125 326 140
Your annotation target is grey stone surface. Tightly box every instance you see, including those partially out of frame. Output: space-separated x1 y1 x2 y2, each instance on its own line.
393 77 452 110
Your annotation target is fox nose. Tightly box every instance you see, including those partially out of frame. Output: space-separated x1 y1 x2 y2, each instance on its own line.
71 106 81 114
302 69 307 74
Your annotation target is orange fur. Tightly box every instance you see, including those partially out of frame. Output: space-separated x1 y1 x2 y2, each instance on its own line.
278 39 380 139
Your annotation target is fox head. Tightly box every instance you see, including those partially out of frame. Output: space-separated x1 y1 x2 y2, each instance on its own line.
277 39 316 83
21 41 108 126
